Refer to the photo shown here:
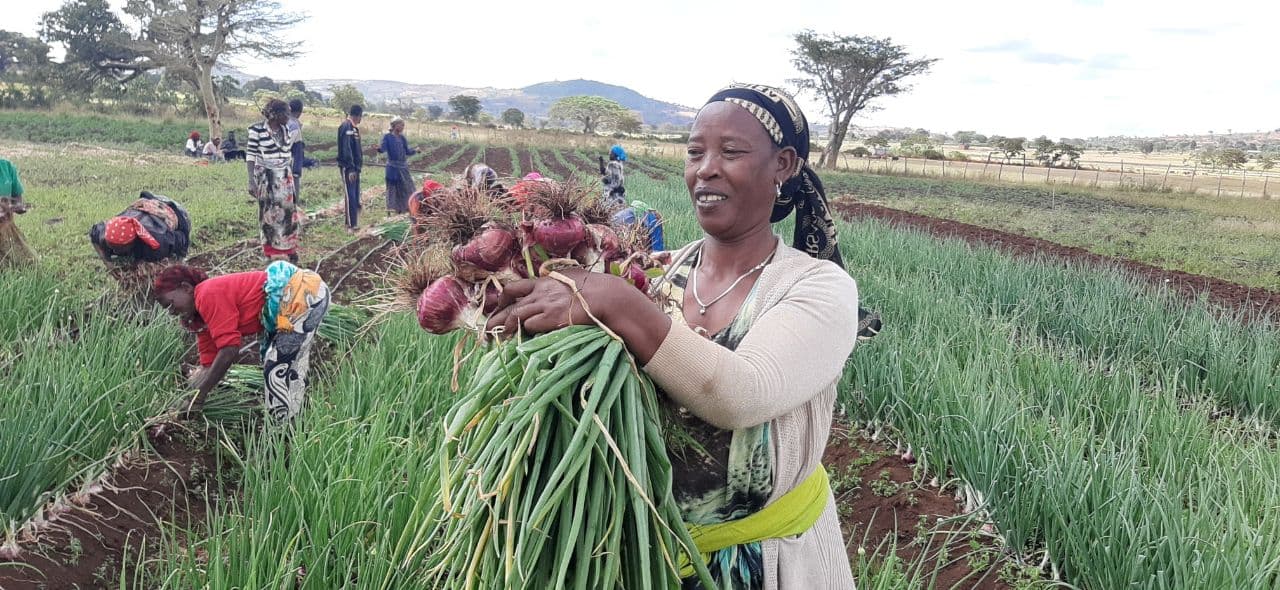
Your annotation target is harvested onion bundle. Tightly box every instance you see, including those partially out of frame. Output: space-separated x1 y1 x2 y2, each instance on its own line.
420 326 715 589
398 182 708 587
402 182 660 336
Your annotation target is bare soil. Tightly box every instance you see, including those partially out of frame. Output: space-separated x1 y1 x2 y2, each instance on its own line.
482 147 514 177
443 146 480 175
559 150 598 175
0 428 226 590
515 148 535 177
414 143 456 171
825 425 1012 589
832 199 1280 321
537 149 573 180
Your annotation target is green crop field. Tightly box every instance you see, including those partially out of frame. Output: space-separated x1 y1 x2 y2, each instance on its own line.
2 118 1280 589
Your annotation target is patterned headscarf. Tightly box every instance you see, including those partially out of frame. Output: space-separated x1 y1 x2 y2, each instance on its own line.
104 216 160 249
702 84 882 338
702 83 843 267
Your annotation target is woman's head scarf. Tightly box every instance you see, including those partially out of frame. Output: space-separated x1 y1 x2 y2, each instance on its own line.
702 84 842 267
701 83 881 338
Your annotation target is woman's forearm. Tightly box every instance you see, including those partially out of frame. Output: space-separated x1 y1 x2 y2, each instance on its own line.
196 347 238 399
590 276 672 365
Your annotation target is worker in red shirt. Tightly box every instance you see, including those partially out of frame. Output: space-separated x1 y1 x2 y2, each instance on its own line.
153 261 330 420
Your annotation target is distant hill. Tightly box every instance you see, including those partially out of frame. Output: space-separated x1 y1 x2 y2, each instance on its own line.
300 77 695 128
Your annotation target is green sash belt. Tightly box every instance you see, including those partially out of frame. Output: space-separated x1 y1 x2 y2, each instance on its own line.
680 464 830 577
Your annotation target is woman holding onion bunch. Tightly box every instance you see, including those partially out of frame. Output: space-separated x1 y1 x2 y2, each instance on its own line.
487 84 868 589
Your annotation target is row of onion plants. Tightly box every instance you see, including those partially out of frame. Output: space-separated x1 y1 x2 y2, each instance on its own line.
839 219 1280 588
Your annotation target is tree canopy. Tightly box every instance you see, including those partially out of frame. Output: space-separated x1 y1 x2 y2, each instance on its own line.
790 30 937 168
330 85 365 113
449 95 482 122
501 108 525 128
547 95 633 135
39 0 304 138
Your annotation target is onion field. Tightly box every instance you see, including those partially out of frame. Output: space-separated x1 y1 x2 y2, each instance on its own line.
2 141 1279 589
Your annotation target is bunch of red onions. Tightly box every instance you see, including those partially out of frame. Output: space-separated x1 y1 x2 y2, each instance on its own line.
405 181 659 335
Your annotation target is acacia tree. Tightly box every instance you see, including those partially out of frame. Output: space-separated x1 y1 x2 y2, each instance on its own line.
790 30 937 169
41 0 303 139
547 96 631 135
449 95 482 122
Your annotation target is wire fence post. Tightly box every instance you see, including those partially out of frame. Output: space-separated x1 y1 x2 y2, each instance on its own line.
1021 155 1027 181
1162 164 1171 192
1140 165 1146 188
1190 162 1198 195
1094 166 1101 187
982 153 991 179
1217 170 1224 197
963 159 970 180
1071 166 1079 186
1241 170 1248 198
998 159 1004 180
1046 165 1052 183
1119 160 1125 187
1264 175 1270 199
941 157 947 178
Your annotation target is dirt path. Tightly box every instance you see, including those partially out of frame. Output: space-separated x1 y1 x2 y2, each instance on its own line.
538 149 573 180
832 199 1280 320
410 143 454 171
0 429 223 589
482 147 514 177
444 146 480 175
515 148 535 177
560 150 598 175
825 426 1012 588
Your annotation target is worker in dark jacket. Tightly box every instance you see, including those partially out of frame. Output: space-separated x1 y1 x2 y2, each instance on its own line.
89 191 192 264
337 104 364 232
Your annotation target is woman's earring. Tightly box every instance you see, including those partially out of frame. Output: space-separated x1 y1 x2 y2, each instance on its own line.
775 182 782 197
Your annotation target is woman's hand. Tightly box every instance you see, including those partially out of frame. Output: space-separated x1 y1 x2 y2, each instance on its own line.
485 269 673 364
486 268 599 336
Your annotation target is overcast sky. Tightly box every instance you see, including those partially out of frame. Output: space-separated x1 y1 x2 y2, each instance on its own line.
9 0 1278 138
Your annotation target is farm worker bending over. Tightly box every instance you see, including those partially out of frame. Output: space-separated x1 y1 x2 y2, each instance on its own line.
337 104 364 232
247 98 302 263
153 262 331 421
464 162 506 198
376 116 418 214
89 191 191 265
487 84 880 589
0 157 32 265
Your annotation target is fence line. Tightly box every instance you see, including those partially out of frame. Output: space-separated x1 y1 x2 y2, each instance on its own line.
835 154 1276 199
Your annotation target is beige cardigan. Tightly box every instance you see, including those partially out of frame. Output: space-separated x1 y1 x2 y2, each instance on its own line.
643 236 859 590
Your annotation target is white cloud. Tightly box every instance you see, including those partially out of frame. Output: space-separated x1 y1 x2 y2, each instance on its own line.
8 0 1279 137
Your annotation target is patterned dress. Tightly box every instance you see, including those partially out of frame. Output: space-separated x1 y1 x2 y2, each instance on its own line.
655 250 773 590
246 121 301 258
260 261 331 421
